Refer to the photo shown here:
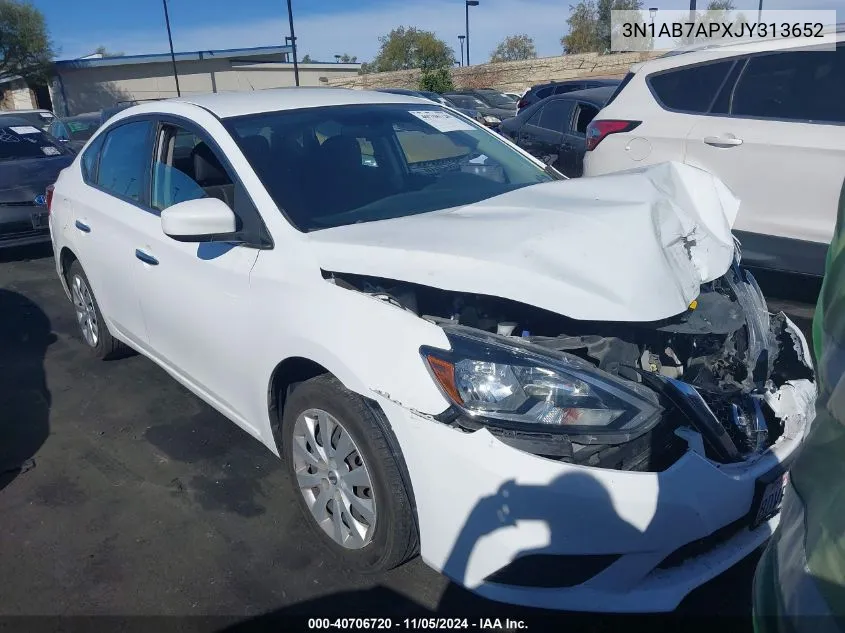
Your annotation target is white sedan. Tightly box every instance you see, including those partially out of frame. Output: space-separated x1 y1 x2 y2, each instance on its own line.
47 89 816 613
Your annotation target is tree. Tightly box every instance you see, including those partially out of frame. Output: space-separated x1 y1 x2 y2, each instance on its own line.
707 0 735 9
369 26 455 72
338 53 357 63
490 34 537 62
561 0 643 54
94 45 124 58
0 0 53 82
419 66 454 93
301 53 313 62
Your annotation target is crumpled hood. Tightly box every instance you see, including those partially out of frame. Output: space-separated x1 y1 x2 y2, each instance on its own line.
307 161 741 322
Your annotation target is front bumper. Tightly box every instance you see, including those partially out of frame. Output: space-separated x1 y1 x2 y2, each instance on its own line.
0 204 49 249
377 318 815 613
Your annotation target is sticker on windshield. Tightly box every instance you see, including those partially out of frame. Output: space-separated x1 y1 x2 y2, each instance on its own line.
408 110 474 133
41 146 61 156
9 125 41 135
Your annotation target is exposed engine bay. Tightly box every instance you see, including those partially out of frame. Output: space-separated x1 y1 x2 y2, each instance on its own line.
325 263 815 472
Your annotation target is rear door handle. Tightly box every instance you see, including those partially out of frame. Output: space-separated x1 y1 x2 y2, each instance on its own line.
704 136 743 148
135 249 159 266
74 220 91 233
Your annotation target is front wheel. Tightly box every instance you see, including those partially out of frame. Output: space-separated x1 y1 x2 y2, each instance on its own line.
281 374 418 572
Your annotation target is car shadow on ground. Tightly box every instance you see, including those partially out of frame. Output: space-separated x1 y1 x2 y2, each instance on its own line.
0 288 54 491
223 470 757 632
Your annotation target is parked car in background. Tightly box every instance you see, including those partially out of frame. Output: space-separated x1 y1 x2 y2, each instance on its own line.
503 92 522 102
517 78 621 113
0 108 55 131
451 89 518 119
444 93 510 128
584 30 845 278
374 88 486 126
47 112 102 152
500 86 613 177
0 117 74 248
48 88 816 613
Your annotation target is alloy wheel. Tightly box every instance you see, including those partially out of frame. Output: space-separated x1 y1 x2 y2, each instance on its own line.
71 274 99 348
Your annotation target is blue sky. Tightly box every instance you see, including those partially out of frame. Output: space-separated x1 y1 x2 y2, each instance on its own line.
32 0 843 63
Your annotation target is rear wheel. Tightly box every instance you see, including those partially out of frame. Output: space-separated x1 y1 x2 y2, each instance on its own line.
67 261 127 360
281 374 418 572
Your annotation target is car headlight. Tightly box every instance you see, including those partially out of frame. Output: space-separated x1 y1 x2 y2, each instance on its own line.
421 327 662 443
483 115 501 125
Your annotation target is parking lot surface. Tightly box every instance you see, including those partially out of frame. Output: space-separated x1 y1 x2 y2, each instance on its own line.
0 244 816 625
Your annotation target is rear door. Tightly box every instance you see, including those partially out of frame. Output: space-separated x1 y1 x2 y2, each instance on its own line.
564 101 602 177
517 99 574 170
69 118 155 348
684 47 845 261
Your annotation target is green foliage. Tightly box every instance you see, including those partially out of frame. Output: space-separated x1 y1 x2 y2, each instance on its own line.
338 53 357 63
707 0 735 10
0 0 53 82
370 26 455 72
301 53 313 63
418 66 454 93
561 0 643 54
490 34 537 62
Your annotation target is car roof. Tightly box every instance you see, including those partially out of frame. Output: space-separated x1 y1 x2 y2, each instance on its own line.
0 109 52 115
165 87 431 119
375 88 421 96
530 78 620 92
632 30 843 74
0 116 37 127
547 86 616 104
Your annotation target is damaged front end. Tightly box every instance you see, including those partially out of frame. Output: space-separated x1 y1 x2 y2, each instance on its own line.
327 262 816 472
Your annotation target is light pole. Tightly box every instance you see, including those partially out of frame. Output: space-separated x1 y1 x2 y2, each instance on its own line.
758 0 763 22
334 54 341 63
465 0 479 66
649 7 657 24
688 0 697 45
286 0 300 86
458 35 466 66
162 0 181 97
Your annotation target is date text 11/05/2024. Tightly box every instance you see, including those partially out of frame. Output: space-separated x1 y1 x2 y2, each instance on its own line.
307 618 528 631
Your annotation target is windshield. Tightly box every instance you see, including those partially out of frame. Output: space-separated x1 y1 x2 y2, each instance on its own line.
224 103 553 232
65 117 100 141
0 124 71 162
477 91 516 108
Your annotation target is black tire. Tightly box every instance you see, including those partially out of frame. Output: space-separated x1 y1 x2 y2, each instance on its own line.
281 374 418 572
67 260 127 360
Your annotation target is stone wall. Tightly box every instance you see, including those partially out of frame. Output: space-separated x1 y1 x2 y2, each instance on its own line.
325 51 661 93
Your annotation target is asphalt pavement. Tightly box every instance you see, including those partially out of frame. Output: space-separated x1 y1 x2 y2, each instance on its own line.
0 243 818 628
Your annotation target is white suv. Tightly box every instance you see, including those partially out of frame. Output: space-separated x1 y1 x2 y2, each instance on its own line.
584 30 845 278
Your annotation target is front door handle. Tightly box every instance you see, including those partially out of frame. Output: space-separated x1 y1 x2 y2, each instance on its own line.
74 220 91 233
135 249 159 266
704 136 743 148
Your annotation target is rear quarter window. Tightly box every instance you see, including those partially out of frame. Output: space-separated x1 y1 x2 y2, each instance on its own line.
647 60 735 113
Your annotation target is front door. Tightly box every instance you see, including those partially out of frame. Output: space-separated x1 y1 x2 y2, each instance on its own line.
131 120 261 431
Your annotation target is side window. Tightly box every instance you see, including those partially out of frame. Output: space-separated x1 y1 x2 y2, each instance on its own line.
96 120 152 202
151 124 235 212
648 60 735 113
80 133 105 183
526 105 545 126
538 100 574 132
573 103 600 135
536 87 554 100
731 49 845 123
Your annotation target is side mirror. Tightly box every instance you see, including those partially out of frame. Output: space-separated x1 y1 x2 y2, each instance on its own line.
161 197 237 242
